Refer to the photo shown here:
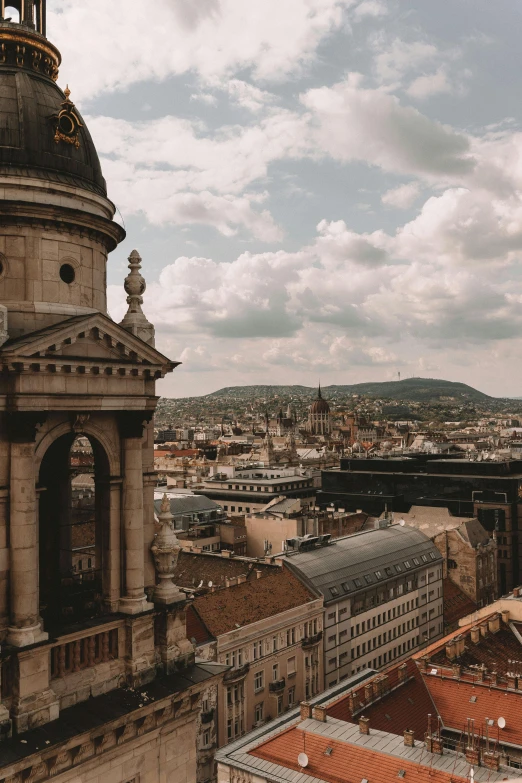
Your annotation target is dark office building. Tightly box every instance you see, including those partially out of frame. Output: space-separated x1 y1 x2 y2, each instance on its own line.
320 455 522 594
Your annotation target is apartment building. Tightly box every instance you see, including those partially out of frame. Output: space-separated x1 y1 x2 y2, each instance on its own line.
195 465 315 515
282 524 444 687
188 567 323 747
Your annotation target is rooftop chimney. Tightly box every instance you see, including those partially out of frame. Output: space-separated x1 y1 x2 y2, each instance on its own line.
445 640 457 660
255 569 263 579
359 716 370 735
398 663 408 684
313 705 327 722
501 609 510 624
488 614 500 634
404 729 415 748
470 626 480 644
237 574 247 584
300 702 312 720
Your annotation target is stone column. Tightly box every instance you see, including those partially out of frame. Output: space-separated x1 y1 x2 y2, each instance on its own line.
7 413 48 647
118 412 153 615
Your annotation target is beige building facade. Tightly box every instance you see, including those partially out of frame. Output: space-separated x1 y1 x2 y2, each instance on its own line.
189 569 324 748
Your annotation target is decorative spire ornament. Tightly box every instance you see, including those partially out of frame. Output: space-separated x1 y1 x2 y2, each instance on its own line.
150 494 184 604
119 249 155 346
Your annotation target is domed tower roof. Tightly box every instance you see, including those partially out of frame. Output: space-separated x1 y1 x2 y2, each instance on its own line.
310 382 330 414
0 10 106 195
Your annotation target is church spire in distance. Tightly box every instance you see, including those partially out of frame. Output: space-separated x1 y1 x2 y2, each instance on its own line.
318 381 322 399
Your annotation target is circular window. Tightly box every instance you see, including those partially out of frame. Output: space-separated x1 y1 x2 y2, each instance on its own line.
60 263 76 284
59 114 75 135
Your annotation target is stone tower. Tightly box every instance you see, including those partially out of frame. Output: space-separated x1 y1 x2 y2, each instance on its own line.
0 7 222 782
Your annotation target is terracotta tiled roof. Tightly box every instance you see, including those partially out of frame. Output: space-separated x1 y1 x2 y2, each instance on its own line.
422 671 522 747
251 725 469 783
172 550 277 590
443 578 477 628
192 568 316 637
327 658 436 740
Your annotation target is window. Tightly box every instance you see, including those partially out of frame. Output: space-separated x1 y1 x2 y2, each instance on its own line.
353 578 362 588
430 552 437 560
412 557 420 566
202 728 210 747
273 636 278 652
404 561 411 569
341 582 350 592
286 628 295 646
277 695 283 715
253 640 262 660
287 656 296 675
255 702 264 724
421 554 428 563
364 574 373 584
395 564 402 573
328 634 336 643
254 670 264 691
330 586 339 597
272 664 279 681
375 570 383 579
288 686 295 707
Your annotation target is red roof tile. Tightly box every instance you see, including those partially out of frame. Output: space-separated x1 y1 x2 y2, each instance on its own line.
327 658 436 740
423 672 522 747
251 726 469 783
186 605 213 645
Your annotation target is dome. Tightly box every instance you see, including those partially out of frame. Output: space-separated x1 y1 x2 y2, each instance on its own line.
310 383 330 414
0 23 106 196
310 398 330 414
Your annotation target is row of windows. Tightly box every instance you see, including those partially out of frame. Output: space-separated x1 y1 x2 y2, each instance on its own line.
329 554 439 598
351 581 417 613
225 621 320 667
226 482 308 491
349 601 419 639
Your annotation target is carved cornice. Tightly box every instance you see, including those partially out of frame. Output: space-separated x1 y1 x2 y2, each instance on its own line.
0 201 125 252
0 27 61 82
0 683 208 783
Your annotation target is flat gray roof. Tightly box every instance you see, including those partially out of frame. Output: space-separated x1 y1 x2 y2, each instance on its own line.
282 525 442 601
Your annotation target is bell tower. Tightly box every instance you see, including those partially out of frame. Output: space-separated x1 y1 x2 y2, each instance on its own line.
0 1 222 766
0 4 123 340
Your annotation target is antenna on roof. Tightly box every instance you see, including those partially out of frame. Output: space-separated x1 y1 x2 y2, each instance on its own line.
298 753 309 769
498 716 506 729
399 519 405 527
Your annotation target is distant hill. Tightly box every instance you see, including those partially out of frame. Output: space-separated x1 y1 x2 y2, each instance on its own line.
204 378 493 403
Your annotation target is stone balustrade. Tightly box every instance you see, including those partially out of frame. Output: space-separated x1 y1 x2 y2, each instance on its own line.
50 625 120 679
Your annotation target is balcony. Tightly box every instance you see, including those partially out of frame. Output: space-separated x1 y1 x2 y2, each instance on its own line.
201 708 214 724
302 630 323 649
269 677 286 693
223 662 250 683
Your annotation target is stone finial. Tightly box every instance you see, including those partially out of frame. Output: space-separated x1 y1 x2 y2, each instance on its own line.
150 494 184 604
119 249 155 346
0 305 8 347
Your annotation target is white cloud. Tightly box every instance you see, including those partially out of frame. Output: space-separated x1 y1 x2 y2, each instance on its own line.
406 67 453 100
50 0 357 100
382 182 421 208
301 74 474 178
353 0 388 20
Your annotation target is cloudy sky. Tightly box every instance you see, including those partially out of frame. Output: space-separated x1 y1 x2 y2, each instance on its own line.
47 0 522 398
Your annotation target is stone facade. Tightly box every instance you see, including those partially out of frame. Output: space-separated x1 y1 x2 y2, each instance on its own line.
0 9 225 783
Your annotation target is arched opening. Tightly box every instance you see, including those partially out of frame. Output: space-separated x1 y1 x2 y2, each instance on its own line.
39 432 112 631
4 5 21 23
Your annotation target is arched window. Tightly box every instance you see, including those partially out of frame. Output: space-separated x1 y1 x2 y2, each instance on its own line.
4 5 21 23
39 433 109 630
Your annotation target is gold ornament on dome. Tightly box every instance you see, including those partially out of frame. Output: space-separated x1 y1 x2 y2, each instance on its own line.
52 85 83 149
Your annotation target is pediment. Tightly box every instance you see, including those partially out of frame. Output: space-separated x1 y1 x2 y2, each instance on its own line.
0 313 178 375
